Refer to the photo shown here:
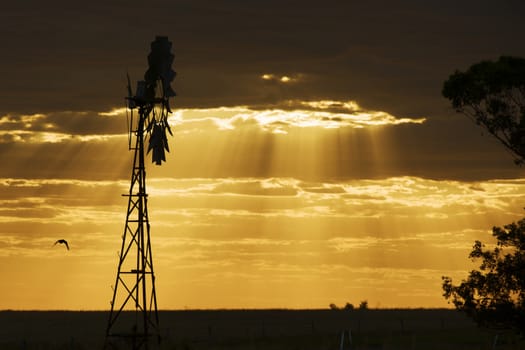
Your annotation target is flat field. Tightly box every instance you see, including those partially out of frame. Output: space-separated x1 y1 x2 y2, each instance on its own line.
0 309 522 349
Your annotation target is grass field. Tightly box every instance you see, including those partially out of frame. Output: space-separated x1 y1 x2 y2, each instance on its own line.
0 309 523 349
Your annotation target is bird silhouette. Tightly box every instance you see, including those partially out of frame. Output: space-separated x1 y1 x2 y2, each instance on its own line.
54 239 69 250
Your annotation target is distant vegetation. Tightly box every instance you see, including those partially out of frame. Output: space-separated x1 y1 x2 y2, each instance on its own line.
329 300 368 311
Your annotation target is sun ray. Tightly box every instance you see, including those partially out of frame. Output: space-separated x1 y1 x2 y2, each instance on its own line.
2 99 524 310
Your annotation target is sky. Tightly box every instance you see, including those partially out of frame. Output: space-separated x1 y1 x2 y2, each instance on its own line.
1 0 525 310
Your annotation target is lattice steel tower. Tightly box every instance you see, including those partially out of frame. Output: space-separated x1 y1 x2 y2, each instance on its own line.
104 36 176 350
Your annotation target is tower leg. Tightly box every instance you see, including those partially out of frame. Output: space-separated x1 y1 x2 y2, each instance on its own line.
104 107 160 350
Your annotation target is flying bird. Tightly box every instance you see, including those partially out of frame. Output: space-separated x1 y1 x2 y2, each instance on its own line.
54 239 69 250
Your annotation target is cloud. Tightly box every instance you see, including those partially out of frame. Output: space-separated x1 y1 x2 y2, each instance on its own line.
0 110 127 143
0 99 422 146
172 101 425 134
0 102 520 182
139 177 525 249
261 73 303 84
5 175 524 240
1 175 524 308
209 178 298 196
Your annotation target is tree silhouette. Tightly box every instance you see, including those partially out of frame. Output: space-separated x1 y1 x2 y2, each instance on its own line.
358 300 368 310
442 56 525 164
344 302 354 311
442 57 525 331
442 218 525 332
329 303 339 310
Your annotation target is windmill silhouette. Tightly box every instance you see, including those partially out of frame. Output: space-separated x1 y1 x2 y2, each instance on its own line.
104 36 176 350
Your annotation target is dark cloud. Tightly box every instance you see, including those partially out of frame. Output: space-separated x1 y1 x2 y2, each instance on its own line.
0 1 524 181
0 140 130 180
0 111 125 136
44 112 126 135
1 1 524 114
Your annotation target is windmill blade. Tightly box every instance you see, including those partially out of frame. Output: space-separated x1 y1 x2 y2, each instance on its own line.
164 116 173 136
162 126 170 152
164 98 172 114
152 145 165 165
147 123 162 155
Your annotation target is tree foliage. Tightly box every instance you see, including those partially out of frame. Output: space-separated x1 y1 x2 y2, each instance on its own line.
329 303 339 310
442 218 525 332
442 56 525 164
344 302 354 310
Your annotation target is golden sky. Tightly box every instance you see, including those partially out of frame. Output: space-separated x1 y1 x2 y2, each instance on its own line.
1 1 525 310
1 104 525 310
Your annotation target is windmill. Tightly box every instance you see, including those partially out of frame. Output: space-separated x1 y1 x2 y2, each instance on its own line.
104 36 176 350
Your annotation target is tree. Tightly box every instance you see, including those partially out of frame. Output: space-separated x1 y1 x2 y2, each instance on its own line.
358 300 368 310
329 303 339 310
442 218 525 332
442 56 525 164
344 302 354 311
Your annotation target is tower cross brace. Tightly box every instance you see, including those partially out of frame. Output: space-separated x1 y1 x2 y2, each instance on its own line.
104 103 160 350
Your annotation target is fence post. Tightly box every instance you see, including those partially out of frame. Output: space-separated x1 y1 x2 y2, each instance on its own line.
339 329 352 350
492 333 499 350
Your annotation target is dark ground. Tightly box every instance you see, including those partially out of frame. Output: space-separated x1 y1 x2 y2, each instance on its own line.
0 309 522 349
